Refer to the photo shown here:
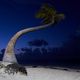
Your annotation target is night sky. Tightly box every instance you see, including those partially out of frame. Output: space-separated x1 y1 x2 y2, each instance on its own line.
0 0 80 50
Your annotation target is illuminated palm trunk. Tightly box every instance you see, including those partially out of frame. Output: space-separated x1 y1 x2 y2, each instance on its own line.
3 22 54 63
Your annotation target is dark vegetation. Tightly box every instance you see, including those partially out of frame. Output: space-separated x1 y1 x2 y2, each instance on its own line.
0 35 80 68
0 63 27 75
5 63 27 75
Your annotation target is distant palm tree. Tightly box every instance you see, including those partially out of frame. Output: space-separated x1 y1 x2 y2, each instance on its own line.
3 4 64 63
28 39 48 54
28 39 48 47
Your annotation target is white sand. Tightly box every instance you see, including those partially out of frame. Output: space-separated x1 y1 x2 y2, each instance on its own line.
0 62 80 80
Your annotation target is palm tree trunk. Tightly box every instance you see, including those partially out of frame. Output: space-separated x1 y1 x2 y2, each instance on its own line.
3 22 54 63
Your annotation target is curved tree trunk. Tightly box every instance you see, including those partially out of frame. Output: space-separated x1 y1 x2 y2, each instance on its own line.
3 22 54 63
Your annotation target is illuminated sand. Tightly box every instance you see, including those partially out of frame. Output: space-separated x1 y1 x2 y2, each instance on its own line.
0 62 80 80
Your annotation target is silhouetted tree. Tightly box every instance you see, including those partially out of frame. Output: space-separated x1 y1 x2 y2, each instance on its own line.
0 49 5 61
1 49 5 54
28 39 48 47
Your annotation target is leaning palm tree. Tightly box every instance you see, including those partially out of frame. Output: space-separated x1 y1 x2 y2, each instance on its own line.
3 4 64 63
